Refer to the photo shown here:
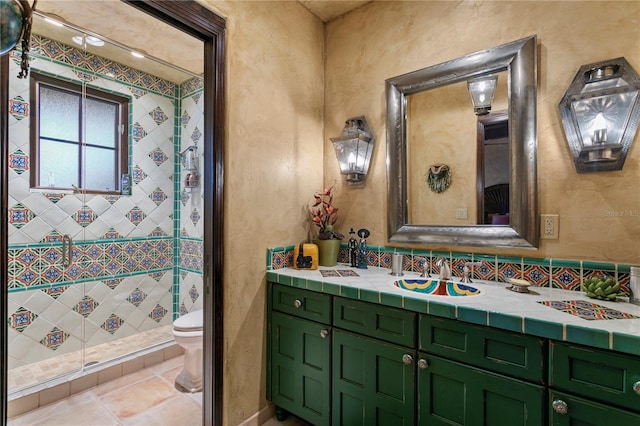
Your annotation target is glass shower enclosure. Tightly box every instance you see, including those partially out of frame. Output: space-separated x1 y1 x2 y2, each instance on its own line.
6 10 204 397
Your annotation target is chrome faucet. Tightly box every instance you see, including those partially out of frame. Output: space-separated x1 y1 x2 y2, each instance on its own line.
417 257 430 278
461 261 482 283
435 258 451 280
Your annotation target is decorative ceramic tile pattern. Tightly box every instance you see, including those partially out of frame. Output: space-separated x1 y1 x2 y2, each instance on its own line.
149 106 168 125
74 296 98 318
539 300 639 320
179 239 203 272
9 149 28 174
149 304 168 323
9 203 35 229
181 189 190 206
73 206 97 227
149 187 167 206
9 307 38 332
9 95 28 120
127 207 146 225
40 327 69 351
131 165 147 183
181 110 191 128
132 122 148 142
149 148 168 166
191 127 202 144
102 314 124 334
127 288 147 307
189 208 201 226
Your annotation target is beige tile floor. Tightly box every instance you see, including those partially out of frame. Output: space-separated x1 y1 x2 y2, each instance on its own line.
8 355 311 426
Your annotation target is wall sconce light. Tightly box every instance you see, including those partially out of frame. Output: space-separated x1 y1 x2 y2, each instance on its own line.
468 74 498 115
559 57 640 173
330 116 374 188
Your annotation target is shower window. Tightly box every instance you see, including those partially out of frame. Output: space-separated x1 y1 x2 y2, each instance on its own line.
29 71 129 194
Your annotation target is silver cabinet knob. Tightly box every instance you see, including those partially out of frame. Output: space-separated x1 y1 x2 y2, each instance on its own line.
417 359 429 370
293 299 302 308
320 329 329 338
552 399 568 414
633 381 640 395
402 354 413 365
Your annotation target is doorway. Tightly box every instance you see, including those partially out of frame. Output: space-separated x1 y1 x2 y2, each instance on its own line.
1 1 225 424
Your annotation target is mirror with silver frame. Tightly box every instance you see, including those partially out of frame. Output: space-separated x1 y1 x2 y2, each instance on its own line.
386 35 539 248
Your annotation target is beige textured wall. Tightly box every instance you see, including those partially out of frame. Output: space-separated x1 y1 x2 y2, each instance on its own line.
325 1 640 264
200 2 325 425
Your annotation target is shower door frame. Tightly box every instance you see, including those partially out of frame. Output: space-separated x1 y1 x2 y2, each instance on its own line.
0 1 226 425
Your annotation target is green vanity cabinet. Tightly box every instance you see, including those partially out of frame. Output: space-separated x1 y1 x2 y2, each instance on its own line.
332 329 416 426
549 341 640 423
417 353 545 425
419 315 546 383
268 284 332 426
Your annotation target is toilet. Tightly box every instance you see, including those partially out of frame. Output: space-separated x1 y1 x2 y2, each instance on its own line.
172 309 203 393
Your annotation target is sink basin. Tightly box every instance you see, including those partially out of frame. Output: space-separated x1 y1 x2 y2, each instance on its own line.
394 279 482 296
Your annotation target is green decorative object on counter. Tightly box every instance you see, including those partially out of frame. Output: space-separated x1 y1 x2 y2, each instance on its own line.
582 276 626 301
314 238 341 267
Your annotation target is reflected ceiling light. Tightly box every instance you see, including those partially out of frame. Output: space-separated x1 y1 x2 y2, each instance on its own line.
71 35 104 47
131 50 145 58
559 57 640 172
468 74 498 115
330 116 375 188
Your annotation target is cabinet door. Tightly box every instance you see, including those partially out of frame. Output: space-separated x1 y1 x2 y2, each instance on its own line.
271 311 331 426
549 391 640 425
333 329 415 426
417 353 545 426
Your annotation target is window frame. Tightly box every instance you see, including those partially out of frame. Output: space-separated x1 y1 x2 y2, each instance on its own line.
29 71 130 194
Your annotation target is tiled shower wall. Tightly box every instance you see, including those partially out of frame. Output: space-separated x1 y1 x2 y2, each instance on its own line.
6 35 203 373
267 245 635 295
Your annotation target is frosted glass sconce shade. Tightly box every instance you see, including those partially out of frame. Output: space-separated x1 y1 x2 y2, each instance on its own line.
468 75 498 115
330 116 374 187
559 57 640 173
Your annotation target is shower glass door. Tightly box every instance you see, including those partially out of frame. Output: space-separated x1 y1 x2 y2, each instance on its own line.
7 8 204 396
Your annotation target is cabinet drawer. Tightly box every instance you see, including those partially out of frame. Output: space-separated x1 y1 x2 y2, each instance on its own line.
549 390 640 425
333 298 416 347
272 284 331 324
419 315 546 383
550 341 640 413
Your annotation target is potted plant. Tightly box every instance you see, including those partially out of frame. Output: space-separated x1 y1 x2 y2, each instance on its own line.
310 184 343 266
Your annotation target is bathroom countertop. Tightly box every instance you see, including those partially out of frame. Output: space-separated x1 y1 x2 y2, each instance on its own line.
267 266 640 357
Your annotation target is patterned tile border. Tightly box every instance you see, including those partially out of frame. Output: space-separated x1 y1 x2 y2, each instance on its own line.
266 245 638 296
8 237 173 291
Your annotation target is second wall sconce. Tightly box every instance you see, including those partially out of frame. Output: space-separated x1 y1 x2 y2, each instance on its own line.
559 57 640 173
330 116 374 188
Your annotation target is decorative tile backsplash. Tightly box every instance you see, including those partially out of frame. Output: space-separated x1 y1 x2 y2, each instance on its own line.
267 244 635 296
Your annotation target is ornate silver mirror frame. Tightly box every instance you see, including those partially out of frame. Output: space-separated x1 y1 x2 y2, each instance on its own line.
386 35 538 248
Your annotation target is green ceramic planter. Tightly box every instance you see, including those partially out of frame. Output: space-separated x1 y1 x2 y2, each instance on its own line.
314 239 341 267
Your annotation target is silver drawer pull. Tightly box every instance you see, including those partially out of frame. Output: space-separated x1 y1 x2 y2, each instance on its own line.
552 399 568 414
633 381 640 395
320 329 329 339
293 299 302 308
402 354 413 365
417 359 429 370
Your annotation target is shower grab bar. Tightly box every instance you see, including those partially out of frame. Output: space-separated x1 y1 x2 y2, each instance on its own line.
62 234 72 267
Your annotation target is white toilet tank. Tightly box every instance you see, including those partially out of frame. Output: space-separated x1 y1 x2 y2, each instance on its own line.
173 309 203 332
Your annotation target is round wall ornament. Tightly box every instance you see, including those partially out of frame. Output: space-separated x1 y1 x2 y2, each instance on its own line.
427 164 451 193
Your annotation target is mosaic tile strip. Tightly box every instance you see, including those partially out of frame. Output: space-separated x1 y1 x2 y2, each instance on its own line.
7 238 173 290
28 34 176 97
266 246 637 296
319 269 360 277
538 300 639 321
179 239 203 272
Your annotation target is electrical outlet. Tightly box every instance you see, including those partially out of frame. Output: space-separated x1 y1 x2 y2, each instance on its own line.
541 214 559 239
456 208 468 219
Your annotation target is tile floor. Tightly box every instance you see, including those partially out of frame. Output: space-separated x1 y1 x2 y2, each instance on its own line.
8 355 311 426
